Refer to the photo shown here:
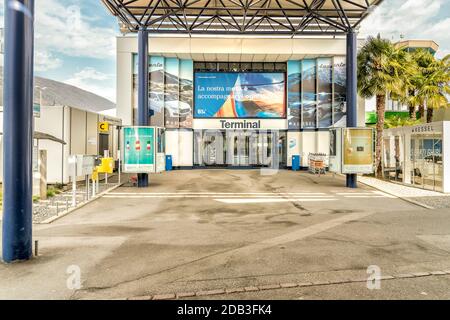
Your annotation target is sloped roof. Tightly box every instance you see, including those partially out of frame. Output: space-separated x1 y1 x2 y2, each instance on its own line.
0 66 115 113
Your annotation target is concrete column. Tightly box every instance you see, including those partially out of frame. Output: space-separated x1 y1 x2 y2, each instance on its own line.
346 31 358 188
39 150 47 200
2 0 35 262
137 28 149 187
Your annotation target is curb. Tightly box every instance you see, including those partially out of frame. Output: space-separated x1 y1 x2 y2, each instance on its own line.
127 269 450 300
357 177 435 210
37 183 124 224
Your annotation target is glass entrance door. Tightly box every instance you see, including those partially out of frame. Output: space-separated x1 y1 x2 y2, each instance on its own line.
226 131 250 166
411 134 443 191
194 130 286 168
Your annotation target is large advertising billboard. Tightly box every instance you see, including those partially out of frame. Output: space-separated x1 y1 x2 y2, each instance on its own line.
123 127 155 173
194 72 286 118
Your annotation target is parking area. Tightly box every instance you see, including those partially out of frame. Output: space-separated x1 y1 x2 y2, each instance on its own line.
1 169 450 299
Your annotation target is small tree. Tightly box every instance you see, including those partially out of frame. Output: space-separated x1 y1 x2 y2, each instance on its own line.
357 35 411 178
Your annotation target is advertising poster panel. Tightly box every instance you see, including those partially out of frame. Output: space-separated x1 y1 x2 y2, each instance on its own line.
302 59 317 128
123 127 155 173
342 128 374 174
287 60 301 129
317 58 332 128
194 72 286 118
164 58 180 128
333 56 347 127
179 59 194 128
149 56 166 127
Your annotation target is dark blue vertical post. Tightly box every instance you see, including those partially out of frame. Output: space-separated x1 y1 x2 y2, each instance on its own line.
137 28 149 187
2 0 35 262
346 30 357 188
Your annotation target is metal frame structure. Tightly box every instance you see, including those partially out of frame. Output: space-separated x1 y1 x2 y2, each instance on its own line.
102 0 383 35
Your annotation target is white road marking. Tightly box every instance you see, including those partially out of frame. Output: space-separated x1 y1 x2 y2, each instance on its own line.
103 195 331 199
343 195 390 198
214 198 337 204
107 192 326 195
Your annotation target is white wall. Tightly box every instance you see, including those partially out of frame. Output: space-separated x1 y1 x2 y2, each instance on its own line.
287 131 300 167
35 105 65 184
165 129 193 167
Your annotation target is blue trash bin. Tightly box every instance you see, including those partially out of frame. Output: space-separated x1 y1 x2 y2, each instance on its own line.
292 155 301 171
165 155 173 171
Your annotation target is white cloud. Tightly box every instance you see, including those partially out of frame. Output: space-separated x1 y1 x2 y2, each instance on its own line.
34 0 116 59
65 67 115 103
34 50 63 72
360 0 449 57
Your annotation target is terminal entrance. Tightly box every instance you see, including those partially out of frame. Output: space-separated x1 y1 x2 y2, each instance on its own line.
194 130 286 168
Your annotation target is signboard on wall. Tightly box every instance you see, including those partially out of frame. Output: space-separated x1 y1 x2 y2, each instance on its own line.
98 122 109 133
342 128 374 174
194 72 286 118
123 126 155 173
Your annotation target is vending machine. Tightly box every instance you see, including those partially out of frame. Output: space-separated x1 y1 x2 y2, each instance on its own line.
329 128 374 175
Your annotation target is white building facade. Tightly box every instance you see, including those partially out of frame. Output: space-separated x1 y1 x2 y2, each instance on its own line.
116 36 366 168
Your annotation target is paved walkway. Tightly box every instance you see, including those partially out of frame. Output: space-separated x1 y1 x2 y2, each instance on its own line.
1 170 450 299
358 176 450 209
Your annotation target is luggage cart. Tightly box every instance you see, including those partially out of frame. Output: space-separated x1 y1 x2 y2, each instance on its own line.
308 153 327 176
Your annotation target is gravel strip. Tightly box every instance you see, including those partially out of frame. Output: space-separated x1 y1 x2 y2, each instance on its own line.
32 174 125 223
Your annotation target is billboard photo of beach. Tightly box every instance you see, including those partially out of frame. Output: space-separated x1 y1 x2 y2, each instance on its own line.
195 72 286 118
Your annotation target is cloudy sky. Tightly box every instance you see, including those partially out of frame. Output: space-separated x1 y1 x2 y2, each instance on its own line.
1 0 449 104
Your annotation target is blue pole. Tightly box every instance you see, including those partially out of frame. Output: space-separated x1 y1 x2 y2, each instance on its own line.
137 29 149 188
2 0 35 262
346 30 357 188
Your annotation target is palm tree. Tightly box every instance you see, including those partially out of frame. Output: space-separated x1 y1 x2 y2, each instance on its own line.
403 50 450 123
423 54 450 122
357 35 411 178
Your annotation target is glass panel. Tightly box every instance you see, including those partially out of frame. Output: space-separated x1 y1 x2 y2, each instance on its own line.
287 60 301 129
412 137 423 187
205 62 216 71
317 58 333 128
383 137 394 180
230 62 240 72
434 137 443 192
302 59 317 128
393 135 403 182
263 62 275 71
275 63 287 72
333 56 346 126
218 62 229 71
252 62 264 71
241 62 251 72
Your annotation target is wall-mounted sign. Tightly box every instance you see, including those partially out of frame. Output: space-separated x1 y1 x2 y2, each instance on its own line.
342 128 374 174
192 118 287 130
33 103 41 118
98 122 109 133
123 126 155 173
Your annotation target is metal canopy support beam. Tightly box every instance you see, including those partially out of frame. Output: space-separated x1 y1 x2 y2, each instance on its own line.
2 0 35 262
101 0 383 36
137 28 149 188
346 30 357 188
